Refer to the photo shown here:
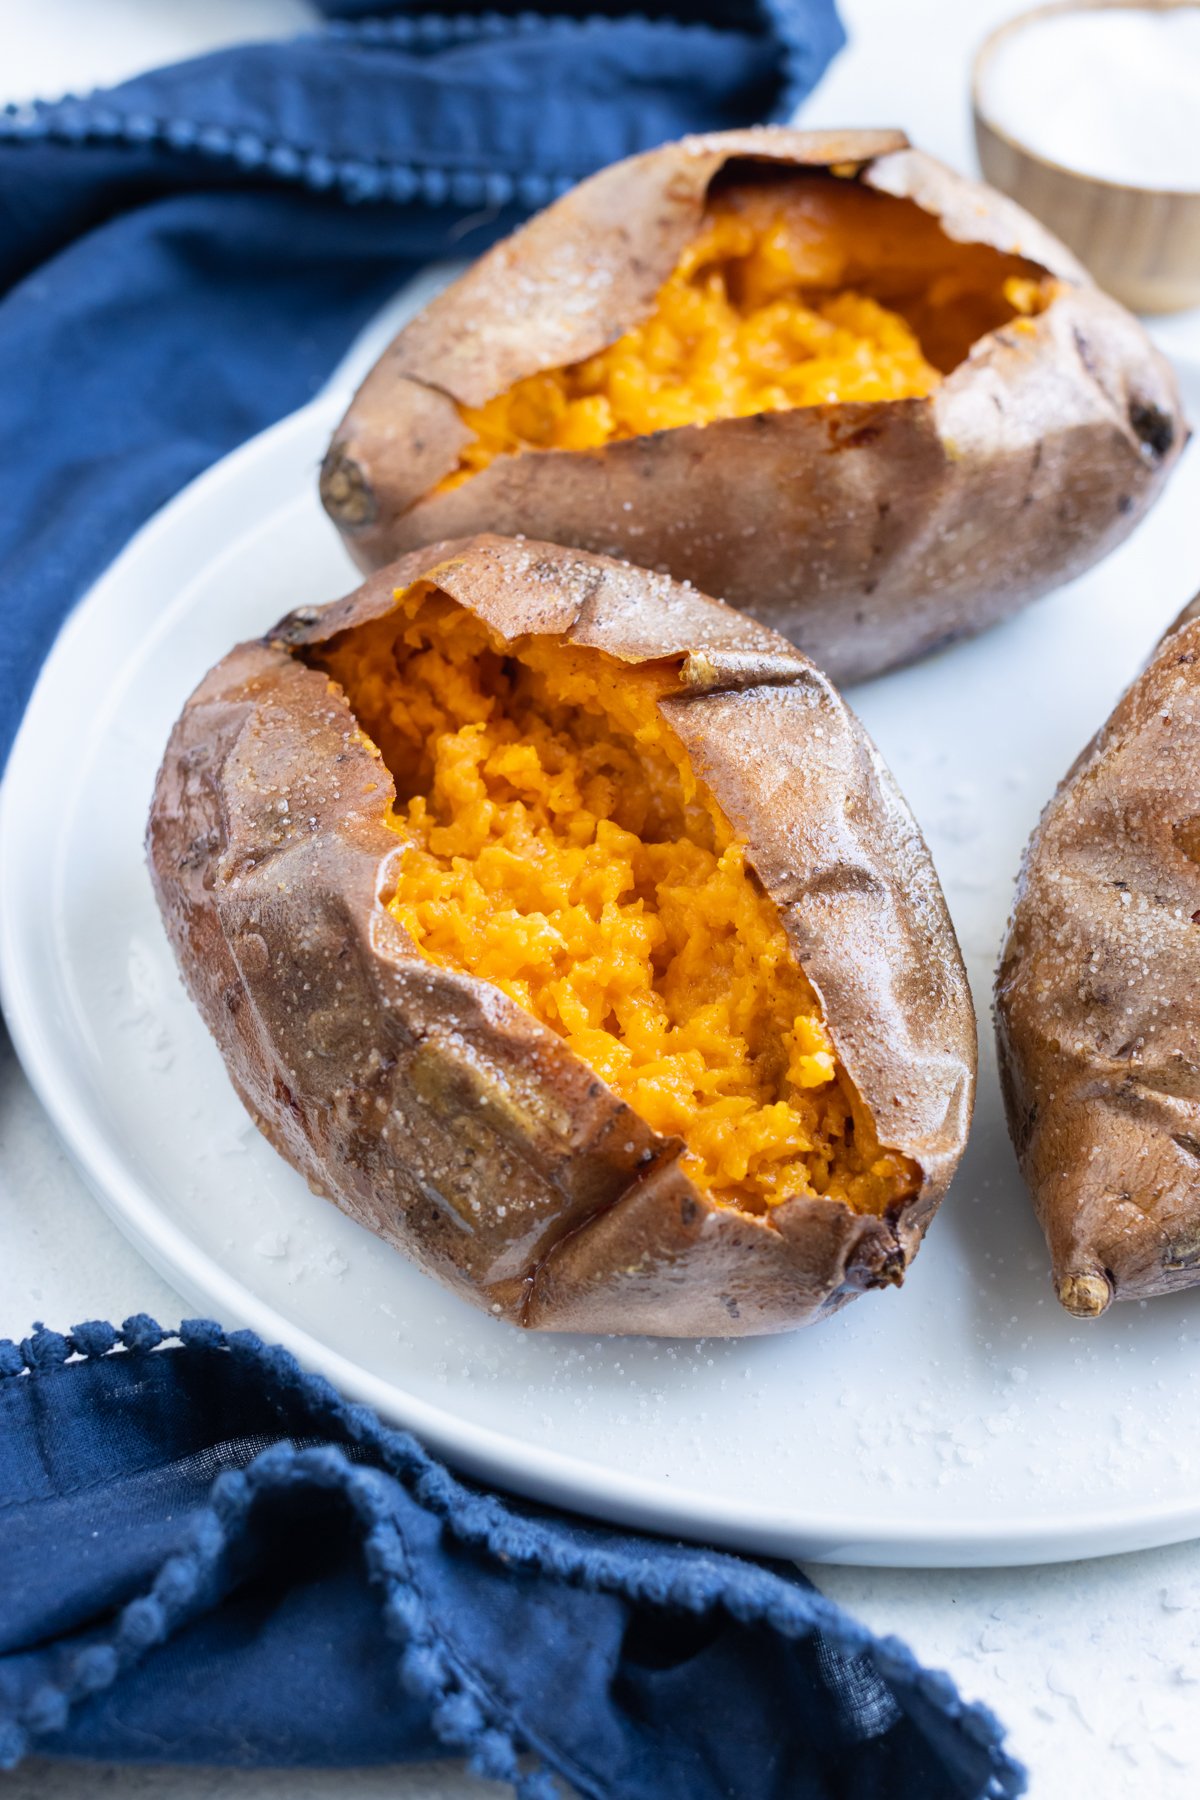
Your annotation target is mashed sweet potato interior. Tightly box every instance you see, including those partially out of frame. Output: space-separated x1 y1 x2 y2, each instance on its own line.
444 175 1050 489
315 587 917 1220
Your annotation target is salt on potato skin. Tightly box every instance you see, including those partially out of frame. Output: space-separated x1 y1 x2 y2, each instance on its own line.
997 595 1200 1317
323 126 1186 686
148 534 976 1336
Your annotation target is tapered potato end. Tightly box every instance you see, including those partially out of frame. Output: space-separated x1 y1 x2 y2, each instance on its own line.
320 445 376 531
996 600 1200 1313
1056 1271 1113 1319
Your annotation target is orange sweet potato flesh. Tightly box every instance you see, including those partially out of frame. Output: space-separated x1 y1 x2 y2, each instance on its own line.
314 587 915 1223
438 179 1046 485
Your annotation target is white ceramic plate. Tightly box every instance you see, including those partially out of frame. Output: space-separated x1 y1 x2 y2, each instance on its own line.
5 283 1200 1568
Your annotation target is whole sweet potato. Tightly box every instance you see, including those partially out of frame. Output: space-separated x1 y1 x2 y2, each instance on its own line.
997 598 1200 1317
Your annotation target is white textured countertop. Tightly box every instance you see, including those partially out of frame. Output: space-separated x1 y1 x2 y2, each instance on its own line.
5 3 1200 1796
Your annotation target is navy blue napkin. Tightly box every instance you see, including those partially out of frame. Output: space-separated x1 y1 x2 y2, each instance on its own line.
0 0 843 769
0 1319 1024 1795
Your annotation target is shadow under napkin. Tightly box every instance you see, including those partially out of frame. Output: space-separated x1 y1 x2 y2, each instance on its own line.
0 1321 1024 1798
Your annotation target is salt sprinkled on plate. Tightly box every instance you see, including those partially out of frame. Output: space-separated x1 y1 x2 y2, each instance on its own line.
980 6 1200 190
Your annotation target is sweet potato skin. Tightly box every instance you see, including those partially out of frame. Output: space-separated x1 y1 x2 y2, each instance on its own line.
996 598 1200 1317
320 127 1186 685
148 535 975 1335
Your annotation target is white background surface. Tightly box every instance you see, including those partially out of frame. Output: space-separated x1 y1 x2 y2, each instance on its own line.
5 1 1200 1796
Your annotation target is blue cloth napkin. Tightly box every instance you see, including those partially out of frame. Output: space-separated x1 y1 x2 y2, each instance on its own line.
0 0 843 769
0 1319 1024 1795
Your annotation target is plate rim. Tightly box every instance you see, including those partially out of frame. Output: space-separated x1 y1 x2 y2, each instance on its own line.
6 372 1200 1569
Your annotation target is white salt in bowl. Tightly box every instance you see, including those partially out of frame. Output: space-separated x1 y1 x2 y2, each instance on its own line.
973 1 1200 312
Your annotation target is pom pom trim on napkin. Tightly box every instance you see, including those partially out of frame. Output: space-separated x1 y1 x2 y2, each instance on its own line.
0 4 840 211
0 1317 1025 1796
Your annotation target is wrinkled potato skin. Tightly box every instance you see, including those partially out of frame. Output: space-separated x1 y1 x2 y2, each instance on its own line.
321 128 1186 685
149 536 975 1336
996 598 1200 1317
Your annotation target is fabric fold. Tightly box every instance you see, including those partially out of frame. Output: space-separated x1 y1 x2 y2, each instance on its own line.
0 1320 1025 1797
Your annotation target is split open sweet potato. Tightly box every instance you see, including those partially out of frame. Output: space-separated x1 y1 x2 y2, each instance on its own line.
322 128 1185 684
149 536 976 1334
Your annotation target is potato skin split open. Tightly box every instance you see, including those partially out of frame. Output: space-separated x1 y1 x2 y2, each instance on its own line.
996 598 1200 1318
321 127 1186 686
148 535 975 1335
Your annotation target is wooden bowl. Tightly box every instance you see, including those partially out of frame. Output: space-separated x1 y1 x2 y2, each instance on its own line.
973 0 1200 313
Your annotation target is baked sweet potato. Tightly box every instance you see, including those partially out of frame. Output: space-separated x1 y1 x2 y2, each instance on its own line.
149 535 975 1336
321 127 1185 685
996 598 1200 1318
